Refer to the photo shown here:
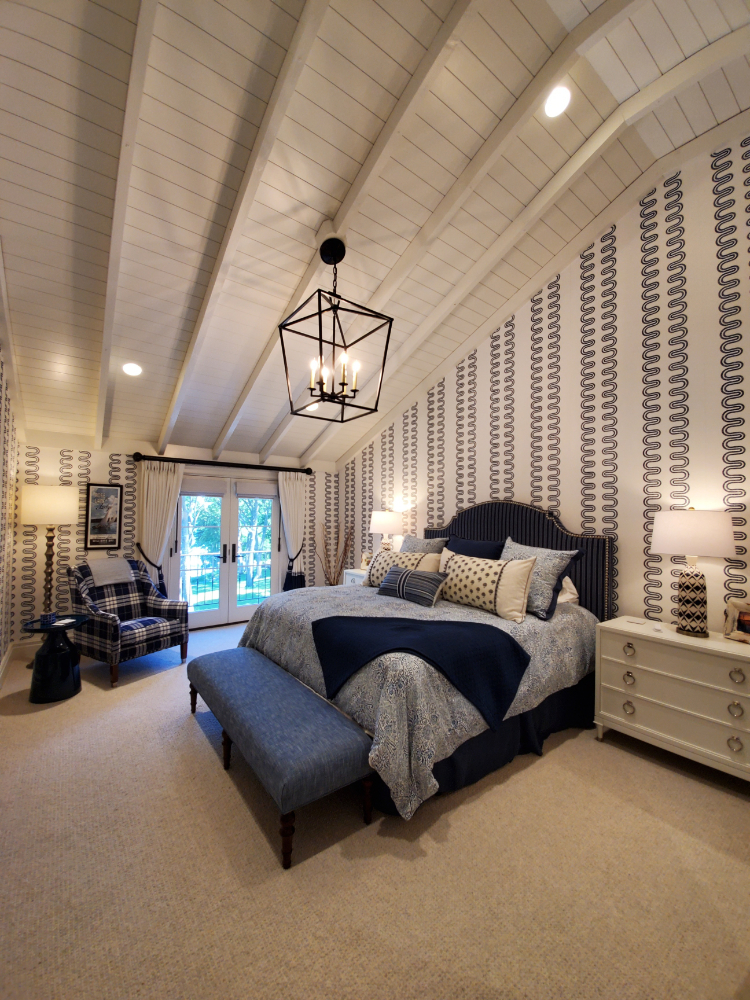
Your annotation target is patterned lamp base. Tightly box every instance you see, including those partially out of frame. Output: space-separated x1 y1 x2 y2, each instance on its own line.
677 564 709 637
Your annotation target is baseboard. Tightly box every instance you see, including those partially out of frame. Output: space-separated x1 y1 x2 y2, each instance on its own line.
0 643 14 690
0 637 41 691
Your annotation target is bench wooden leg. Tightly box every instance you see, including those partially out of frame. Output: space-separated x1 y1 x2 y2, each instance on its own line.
363 777 373 825
280 811 295 869
222 730 232 769
110 662 119 688
189 683 197 714
180 640 188 662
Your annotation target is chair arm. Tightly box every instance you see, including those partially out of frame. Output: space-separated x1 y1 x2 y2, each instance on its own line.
74 601 121 647
146 594 188 625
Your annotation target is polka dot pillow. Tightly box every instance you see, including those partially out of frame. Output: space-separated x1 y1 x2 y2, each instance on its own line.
364 549 441 588
440 552 537 622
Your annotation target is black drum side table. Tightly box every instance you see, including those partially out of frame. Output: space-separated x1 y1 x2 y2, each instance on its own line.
22 614 89 704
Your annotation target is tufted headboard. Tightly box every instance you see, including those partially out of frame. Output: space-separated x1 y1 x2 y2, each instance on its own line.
424 500 613 622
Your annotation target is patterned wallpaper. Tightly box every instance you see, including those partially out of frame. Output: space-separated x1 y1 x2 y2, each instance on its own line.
0 344 18 665
15 447 137 637
340 137 750 634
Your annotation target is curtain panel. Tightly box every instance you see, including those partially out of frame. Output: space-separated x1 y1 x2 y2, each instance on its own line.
137 460 184 595
278 471 307 591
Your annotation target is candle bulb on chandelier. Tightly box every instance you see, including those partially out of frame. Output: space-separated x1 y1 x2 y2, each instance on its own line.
309 360 316 389
352 361 360 391
339 352 348 392
321 367 329 393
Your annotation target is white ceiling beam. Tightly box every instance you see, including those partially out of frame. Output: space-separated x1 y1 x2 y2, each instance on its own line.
216 0 478 461
303 25 750 464
154 0 332 455
333 104 750 471
0 237 26 438
94 0 158 450
253 0 645 463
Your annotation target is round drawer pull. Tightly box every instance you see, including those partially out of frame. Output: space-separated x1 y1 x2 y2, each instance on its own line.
623 671 635 686
623 700 635 715
727 736 744 753
729 668 746 684
623 642 635 657
728 701 744 718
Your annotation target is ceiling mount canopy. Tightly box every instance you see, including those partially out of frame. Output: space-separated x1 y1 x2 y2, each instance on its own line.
278 237 393 423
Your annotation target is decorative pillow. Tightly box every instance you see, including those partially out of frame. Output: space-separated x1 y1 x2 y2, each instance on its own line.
377 566 448 607
399 535 449 554
557 576 579 605
500 538 580 620
446 536 505 560
364 550 440 588
441 552 536 622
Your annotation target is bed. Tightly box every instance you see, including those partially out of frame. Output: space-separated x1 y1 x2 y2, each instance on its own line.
239 500 613 819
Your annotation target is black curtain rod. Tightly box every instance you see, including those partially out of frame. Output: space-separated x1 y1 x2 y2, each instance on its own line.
132 452 313 475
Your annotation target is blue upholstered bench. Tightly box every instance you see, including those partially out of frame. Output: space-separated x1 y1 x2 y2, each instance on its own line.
187 647 374 868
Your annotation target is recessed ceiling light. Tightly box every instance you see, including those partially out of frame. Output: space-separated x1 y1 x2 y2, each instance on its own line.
305 403 319 411
123 363 142 376
544 86 571 118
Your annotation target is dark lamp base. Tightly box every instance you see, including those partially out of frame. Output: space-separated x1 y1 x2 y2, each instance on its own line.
676 627 709 638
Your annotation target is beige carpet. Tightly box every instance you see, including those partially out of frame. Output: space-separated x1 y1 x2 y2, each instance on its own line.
2 628 749 1000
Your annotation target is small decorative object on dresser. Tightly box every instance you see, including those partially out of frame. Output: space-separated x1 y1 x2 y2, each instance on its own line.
343 568 367 586
650 509 736 637
595 617 749 781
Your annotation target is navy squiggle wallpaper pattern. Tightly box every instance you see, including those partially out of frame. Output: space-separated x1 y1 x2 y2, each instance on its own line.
339 142 750 629
640 189 663 620
0 347 18 662
580 243 597 536
546 277 561 516
599 228 618 615
530 293 544 508
712 147 747 602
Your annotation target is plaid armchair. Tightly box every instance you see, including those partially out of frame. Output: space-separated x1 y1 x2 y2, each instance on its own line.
67 560 189 687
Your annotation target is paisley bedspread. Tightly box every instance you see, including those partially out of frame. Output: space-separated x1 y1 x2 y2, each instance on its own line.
238 586 596 819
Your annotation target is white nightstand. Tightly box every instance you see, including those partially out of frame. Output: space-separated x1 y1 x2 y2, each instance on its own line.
342 568 367 586
596 617 750 782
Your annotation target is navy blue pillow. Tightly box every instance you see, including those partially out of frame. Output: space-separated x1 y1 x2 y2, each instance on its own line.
447 536 505 560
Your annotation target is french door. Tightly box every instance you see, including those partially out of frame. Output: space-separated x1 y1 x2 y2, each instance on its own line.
168 478 280 628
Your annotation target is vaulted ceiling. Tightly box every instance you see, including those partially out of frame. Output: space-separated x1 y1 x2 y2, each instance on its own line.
1 0 749 466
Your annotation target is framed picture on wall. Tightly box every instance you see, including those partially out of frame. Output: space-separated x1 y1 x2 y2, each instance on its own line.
85 483 123 550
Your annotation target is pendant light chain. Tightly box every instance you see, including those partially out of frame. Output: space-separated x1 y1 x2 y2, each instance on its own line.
332 262 338 297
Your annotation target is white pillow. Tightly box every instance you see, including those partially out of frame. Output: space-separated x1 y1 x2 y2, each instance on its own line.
556 576 579 605
440 552 536 623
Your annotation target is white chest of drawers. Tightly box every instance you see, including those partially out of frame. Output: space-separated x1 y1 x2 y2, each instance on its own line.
595 617 750 781
342 568 366 586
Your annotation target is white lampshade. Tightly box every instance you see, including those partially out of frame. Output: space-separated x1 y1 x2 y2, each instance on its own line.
20 484 79 526
650 509 736 557
369 510 402 535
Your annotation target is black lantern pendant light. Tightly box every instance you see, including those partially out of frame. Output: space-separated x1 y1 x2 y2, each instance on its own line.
278 237 393 422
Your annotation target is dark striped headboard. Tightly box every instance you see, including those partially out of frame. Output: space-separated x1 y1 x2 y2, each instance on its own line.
424 501 613 622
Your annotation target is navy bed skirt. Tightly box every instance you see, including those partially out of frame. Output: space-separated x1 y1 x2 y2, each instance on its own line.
371 670 595 815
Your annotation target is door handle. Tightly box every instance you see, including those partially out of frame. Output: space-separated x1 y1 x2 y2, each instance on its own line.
231 543 236 563
222 544 227 564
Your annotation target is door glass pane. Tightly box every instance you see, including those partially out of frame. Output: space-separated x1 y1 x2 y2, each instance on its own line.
180 495 222 612
237 498 273 606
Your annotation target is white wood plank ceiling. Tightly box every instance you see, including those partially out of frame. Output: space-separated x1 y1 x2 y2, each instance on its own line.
1 0 749 461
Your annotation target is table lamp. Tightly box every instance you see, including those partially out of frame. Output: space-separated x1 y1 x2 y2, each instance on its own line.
650 508 736 636
20 484 80 619
369 510 403 551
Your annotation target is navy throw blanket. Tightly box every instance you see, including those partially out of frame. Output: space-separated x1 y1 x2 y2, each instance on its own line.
310 617 531 731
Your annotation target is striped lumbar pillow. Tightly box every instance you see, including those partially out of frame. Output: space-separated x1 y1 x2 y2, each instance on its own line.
365 549 441 588
377 566 448 607
440 552 537 622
